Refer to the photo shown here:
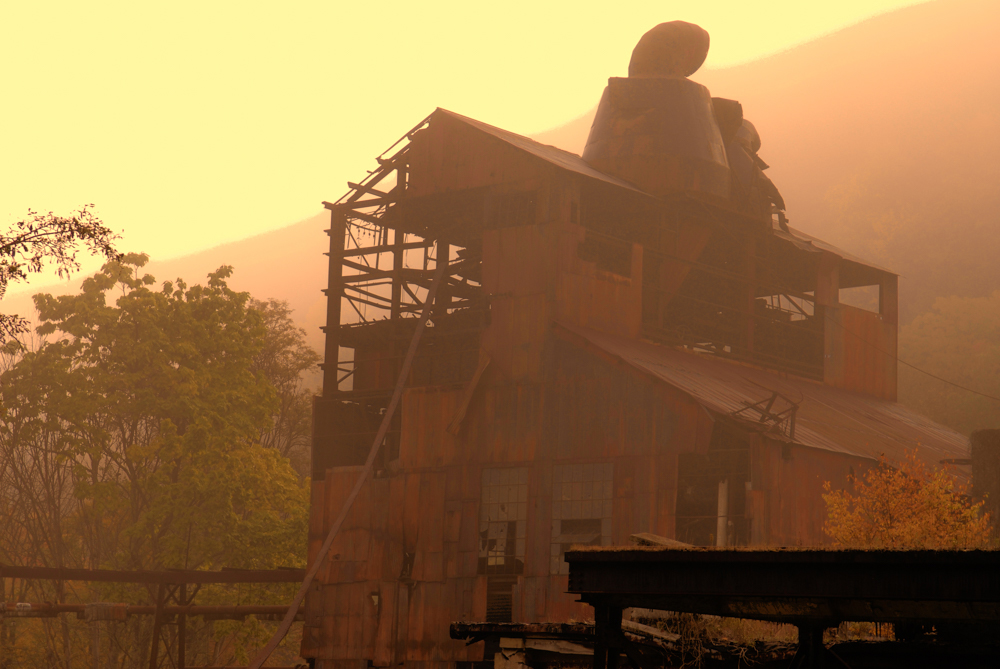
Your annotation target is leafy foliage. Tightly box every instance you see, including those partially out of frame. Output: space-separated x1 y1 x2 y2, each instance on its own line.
0 206 121 342
250 298 321 476
897 291 1000 436
823 451 990 549
0 255 309 667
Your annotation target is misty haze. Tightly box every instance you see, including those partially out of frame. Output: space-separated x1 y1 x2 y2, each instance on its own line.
2 1 999 668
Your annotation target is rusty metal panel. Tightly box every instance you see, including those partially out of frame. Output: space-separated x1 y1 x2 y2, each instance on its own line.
405 583 425 660
751 438 860 546
372 581 397 666
555 225 644 339
826 303 898 401
308 480 326 567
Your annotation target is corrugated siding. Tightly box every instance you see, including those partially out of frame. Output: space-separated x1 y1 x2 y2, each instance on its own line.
825 304 898 401
750 438 866 546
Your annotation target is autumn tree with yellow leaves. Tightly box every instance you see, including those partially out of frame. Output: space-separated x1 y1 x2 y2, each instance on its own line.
823 451 991 549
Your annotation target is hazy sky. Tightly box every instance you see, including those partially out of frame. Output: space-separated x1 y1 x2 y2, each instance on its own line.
2 0 931 292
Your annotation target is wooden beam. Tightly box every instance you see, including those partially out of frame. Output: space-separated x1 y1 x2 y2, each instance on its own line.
346 294 391 311
342 257 385 274
323 211 346 394
342 239 432 258
344 285 392 304
348 181 391 198
147 583 166 669
344 209 384 226
392 228 405 319
341 267 436 284
323 159 397 209
401 282 423 307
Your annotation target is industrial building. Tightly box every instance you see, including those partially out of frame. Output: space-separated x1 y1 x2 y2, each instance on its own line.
301 21 969 669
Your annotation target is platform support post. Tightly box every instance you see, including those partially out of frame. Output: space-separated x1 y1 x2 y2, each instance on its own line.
593 604 623 669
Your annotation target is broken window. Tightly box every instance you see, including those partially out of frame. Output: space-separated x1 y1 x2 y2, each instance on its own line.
551 463 613 575
756 293 815 322
478 467 528 575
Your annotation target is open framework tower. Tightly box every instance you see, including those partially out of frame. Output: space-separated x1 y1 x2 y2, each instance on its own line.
301 22 969 669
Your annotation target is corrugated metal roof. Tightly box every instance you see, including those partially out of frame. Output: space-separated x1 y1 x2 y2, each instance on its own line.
434 108 648 195
776 226 896 276
556 322 968 467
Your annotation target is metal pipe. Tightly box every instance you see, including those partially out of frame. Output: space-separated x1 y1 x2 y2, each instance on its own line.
716 479 729 547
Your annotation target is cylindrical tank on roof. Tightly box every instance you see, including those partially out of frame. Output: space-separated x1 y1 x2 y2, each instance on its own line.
582 21 730 200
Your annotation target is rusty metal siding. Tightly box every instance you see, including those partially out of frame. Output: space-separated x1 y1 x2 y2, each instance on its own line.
555 223 644 339
750 438 868 546
824 303 898 401
303 333 715 664
302 325 919 665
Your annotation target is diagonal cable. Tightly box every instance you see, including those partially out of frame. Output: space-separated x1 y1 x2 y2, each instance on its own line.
247 257 448 668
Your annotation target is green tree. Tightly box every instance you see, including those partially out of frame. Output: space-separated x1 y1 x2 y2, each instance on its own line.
1 205 121 342
0 255 308 667
249 298 321 476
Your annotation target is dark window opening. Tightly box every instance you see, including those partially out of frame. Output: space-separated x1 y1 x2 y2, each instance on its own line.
486 190 537 230
485 576 516 623
675 423 751 546
642 228 825 380
839 284 880 314
578 236 632 277
312 397 400 476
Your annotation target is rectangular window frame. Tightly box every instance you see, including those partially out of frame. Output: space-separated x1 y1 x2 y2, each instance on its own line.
551 462 613 575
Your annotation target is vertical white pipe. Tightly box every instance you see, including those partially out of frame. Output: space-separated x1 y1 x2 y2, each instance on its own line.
716 479 729 547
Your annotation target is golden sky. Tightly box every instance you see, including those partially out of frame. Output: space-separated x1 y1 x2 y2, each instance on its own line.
2 0 930 291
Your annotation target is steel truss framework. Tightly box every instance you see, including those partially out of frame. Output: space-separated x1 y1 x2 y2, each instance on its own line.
320 116 486 396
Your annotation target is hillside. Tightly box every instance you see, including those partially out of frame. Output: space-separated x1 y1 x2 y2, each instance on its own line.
10 0 995 329
534 0 1000 323
5 0 998 432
